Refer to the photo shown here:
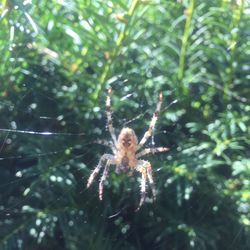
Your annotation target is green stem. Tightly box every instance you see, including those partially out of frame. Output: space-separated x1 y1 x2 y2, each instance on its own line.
93 0 140 101
177 0 195 94
0 217 34 244
224 0 244 101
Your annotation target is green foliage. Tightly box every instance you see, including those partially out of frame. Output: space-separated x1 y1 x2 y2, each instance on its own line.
0 0 249 249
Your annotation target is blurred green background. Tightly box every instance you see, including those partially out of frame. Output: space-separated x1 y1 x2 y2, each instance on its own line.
0 0 249 249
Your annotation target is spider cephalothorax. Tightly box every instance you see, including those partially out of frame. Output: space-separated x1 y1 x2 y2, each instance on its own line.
87 88 169 210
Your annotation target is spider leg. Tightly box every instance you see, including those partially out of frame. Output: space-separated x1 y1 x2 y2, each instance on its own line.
138 92 163 149
99 160 111 200
87 154 115 188
146 163 156 200
136 147 169 158
93 139 116 154
135 160 156 211
136 165 147 212
106 88 117 146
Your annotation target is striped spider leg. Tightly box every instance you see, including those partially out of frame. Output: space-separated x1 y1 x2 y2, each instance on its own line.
137 92 163 150
134 92 169 210
87 87 117 198
106 87 117 147
87 153 116 200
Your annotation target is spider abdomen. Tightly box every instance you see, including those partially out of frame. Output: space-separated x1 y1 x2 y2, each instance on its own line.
116 155 130 174
116 153 137 174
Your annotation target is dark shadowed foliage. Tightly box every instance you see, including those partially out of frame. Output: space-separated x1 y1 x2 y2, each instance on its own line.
0 0 249 249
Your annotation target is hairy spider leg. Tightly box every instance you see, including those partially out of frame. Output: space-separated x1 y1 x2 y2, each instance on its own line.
99 160 112 200
138 92 163 149
93 139 116 154
136 147 169 158
136 160 156 211
146 163 156 199
106 88 117 146
87 154 115 188
136 164 147 211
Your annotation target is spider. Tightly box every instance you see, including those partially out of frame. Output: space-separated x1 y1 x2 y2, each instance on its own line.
87 88 169 210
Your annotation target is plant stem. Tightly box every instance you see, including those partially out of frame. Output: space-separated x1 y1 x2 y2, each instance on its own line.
224 0 245 101
93 0 140 102
177 0 196 95
0 217 34 244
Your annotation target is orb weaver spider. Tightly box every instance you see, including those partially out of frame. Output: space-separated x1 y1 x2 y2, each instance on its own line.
87 88 169 210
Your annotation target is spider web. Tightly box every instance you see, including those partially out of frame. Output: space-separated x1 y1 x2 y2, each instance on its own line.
0 91 162 219
0 89 172 198
0 90 101 246
0 89 246 249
